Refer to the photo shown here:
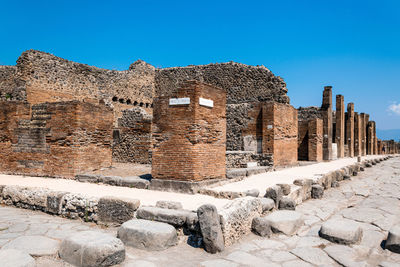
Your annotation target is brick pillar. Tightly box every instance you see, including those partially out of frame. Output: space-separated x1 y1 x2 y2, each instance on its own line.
365 114 370 155
345 103 355 157
335 95 345 158
308 118 323 161
360 113 366 156
354 112 361 156
321 86 333 160
151 80 226 182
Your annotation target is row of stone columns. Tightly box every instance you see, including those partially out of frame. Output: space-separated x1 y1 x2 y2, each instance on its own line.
321 86 380 159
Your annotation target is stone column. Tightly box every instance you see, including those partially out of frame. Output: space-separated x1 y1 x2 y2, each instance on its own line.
345 103 355 157
367 121 374 155
373 122 378 155
360 113 366 156
354 112 361 157
321 86 333 161
335 95 345 158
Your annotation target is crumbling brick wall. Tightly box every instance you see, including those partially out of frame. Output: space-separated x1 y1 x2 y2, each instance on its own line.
0 100 113 178
16 50 155 112
152 81 226 181
112 108 152 164
155 62 289 104
297 107 323 161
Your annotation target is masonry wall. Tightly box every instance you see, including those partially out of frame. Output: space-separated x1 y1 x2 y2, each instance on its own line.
152 81 226 181
354 112 361 156
155 62 289 104
112 108 152 164
0 66 26 101
345 103 355 157
0 101 113 178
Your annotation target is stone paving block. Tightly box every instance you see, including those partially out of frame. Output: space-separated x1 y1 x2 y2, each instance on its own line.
324 244 368 267
259 198 275 213
319 219 363 245
0 249 35 267
244 189 260 197
200 259 239 267
120 176 150 189
311 185 324 199
59 231 125 267
197 204 224 253
290 247 336 266
46 191 67 214
98 196 140 224
76 174 99 183
136 206 197 227
118 219 177 251
226 169 247 179
3 235 60 256
156 200 183 210
385 225 400 253
264 185 283 207
264 210 303 235
225 251 272 267
251 216 272 237
278 197 296 210
277 184 291 195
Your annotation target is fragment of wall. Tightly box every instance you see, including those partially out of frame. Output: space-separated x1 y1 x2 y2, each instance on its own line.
0 100 113 178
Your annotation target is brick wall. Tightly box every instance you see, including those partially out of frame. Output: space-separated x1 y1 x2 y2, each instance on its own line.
152 81 226 181
112 108 152 164
0 100 113 178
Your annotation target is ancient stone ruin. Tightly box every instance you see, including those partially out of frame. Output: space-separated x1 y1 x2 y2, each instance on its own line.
0 49 398 182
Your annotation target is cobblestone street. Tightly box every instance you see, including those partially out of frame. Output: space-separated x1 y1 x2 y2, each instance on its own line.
1 158 400 266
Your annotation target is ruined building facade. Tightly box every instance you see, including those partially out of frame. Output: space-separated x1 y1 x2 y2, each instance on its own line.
0 50 397 180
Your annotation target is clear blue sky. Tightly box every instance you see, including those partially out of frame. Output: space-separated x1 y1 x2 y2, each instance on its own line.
1 0 399 135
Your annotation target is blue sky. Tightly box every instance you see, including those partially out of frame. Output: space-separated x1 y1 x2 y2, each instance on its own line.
1 0 399 136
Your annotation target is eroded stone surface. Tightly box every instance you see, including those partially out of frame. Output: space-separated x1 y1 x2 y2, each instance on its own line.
0 249 35 267
197 204 224 253
319 219 363 245
59 231 125 267
264 210 303 235
3 235 60 256
117 219 177 251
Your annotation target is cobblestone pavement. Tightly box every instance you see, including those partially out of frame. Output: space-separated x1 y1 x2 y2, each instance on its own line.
0 158 400 266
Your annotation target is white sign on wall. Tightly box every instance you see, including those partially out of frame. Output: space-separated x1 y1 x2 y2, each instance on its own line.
199 97 214 108
267 125 273 130
169 98 190 105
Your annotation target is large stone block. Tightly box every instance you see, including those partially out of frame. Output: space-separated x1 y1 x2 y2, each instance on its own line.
59 231 125 267
264 210 303 235
197 204 224 253
136 206 197 228
98 196 140 225
219 197 262 246
118 219 177 251
385 225 400 253
319 219 363 245
251 217 272 237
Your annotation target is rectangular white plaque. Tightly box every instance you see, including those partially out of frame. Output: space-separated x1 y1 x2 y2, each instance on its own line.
199 97 214 108
267 125 273 129
169 98 190 105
